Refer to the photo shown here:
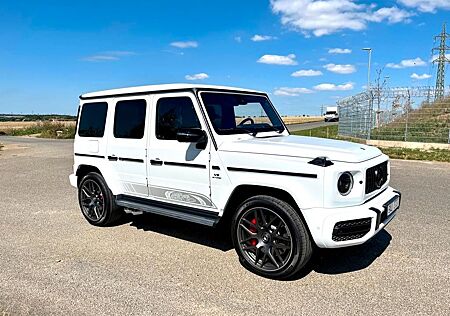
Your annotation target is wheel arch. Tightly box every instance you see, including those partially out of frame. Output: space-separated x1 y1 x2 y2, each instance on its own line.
76 164 103 186
219 185 314 243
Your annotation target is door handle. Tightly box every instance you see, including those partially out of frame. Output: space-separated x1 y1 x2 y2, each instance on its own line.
108 155 118 161
150 159 163 166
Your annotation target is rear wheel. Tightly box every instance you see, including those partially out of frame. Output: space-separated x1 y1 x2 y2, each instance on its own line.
78 172 123 226
231 195 312 279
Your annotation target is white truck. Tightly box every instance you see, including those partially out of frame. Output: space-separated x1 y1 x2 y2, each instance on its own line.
324 106 339 122
69 84 400 279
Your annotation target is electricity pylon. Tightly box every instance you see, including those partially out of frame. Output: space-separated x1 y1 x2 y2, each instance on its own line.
432 23 450 100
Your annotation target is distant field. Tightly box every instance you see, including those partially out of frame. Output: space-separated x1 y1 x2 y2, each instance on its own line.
0 121 75 130
281 116 322 125
0 121 76 139
0 116 321 139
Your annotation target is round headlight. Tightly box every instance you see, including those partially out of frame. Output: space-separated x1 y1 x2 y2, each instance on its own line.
337 172 353 196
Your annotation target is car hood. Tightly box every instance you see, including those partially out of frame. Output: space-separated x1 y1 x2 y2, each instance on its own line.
219 135 382 163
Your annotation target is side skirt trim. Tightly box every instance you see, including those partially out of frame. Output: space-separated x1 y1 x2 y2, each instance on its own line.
115 195 220 227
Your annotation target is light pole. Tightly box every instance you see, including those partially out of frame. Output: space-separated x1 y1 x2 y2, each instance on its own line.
362 48 372 139
362 48 372 91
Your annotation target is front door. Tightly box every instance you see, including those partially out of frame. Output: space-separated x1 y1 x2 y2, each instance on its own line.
147 92 215 210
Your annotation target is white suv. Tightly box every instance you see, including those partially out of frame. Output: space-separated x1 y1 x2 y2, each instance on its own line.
69 84 401 279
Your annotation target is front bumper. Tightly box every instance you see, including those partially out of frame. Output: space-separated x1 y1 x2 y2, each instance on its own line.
303 186 400 248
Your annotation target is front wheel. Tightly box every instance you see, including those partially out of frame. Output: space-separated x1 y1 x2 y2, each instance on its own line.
78 172 123 226
231 195 313 279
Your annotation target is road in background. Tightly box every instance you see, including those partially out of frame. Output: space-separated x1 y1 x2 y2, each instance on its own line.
287 121 337 132
0 137 449 315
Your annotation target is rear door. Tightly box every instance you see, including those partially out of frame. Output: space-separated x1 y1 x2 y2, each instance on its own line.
106 96 150 197
147 92 215 210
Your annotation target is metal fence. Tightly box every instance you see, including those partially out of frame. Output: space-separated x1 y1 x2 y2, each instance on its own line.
337 86 450 144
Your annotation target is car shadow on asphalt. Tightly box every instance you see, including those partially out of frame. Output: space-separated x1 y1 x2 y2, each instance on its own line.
127 213 234 252
312 230 392 275
126 213 392 279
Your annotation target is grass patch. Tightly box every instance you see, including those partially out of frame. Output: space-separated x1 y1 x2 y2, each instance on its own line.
379 147 450 162
292 125 339 138
1 122 75 139
292 125 450 162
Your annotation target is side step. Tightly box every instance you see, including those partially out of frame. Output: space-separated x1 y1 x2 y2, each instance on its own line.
115 194 220 227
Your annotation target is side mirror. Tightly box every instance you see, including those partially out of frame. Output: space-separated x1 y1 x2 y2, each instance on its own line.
176 128 208 149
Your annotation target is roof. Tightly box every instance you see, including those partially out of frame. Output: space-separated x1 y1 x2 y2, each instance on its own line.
80 83 265 99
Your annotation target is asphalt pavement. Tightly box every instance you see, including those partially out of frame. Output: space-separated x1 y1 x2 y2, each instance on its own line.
0 136 449 315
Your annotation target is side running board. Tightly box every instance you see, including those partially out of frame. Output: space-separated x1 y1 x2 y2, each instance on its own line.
115 195 220 227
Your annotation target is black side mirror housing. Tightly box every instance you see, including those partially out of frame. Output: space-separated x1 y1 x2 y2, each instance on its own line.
176 128 208 149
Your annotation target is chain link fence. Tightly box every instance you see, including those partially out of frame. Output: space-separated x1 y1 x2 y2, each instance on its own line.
337 86 450 144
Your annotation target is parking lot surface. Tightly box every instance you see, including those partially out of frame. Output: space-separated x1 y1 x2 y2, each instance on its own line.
0 136 449 315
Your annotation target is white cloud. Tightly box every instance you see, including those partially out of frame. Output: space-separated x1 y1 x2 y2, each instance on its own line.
314 82 354 91
234 36 242 43
368 7 413 23
324 63 356 74
270 0 413 37
257 54 298 65
398 0 450 13
274 87 314 96
411 73 432 79
185 73 209 80
328 48 352 54
386 57 427 68
251 34 277 41
82 51 136 62
170 41 198 48
291 69 323 77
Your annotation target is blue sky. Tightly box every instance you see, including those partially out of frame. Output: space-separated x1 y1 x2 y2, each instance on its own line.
0 0 449 115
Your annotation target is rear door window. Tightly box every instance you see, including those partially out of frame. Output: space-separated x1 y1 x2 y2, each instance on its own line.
114 99 147 139
78 102 108 137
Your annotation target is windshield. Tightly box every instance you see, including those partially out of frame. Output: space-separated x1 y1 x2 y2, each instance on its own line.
200 92 285 135
325 111 337 115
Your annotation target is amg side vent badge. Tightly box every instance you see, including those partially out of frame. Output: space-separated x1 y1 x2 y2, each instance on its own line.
308 156 334 167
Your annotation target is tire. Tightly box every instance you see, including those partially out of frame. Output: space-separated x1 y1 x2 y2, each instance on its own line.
231 195 313 279
78 172 123 226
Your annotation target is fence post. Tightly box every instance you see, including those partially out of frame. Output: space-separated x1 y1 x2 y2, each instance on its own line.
404 110 409 142
367 93 373 140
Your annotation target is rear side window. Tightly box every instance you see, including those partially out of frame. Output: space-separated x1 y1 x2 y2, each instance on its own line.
156 97 201 140
114 99 146 139
78 102 108 137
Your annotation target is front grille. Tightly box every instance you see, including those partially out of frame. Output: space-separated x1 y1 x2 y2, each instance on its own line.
365 161 388 194
332 218 372 242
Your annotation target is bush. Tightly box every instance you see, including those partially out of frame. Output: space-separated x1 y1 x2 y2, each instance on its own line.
38 122 75 139
1 122 76 139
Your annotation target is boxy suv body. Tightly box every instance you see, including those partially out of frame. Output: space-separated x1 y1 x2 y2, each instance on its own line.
70 84 401 279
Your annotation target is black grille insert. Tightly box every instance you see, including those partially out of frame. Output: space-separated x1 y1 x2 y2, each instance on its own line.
365 161 388 194
332 218 372 242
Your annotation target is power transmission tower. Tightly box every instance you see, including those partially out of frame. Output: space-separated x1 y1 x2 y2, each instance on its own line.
432 23 450 100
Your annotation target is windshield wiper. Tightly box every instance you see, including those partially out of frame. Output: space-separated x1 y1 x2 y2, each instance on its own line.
267 126 284 134
237 128 259 137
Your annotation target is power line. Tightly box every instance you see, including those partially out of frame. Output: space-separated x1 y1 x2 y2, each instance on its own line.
432 23 450 100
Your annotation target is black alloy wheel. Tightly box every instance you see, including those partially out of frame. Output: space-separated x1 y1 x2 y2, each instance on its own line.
80 179 105 222
232 195 313 279
78 172 123 226
237 207 293 272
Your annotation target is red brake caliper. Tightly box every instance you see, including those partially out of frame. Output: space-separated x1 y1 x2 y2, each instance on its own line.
249 218 257 246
